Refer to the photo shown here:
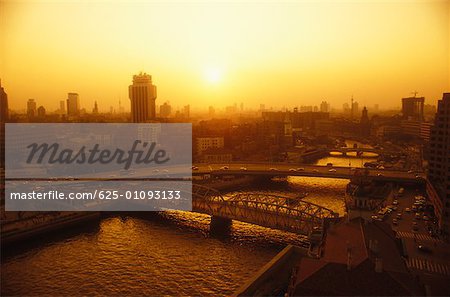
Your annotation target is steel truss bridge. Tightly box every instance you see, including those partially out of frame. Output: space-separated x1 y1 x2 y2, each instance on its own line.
191 184 339 236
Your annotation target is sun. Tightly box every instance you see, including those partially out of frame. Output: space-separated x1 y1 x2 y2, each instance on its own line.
204 67 222 84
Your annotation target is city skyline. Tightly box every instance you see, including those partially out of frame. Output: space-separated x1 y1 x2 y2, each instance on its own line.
1 0 448 111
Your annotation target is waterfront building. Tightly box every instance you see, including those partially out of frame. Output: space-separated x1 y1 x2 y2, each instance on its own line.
289 219 423 296
427 93 450 233
27 99 37 118
129 72 157 123
66 93 80 116
37 106 46 117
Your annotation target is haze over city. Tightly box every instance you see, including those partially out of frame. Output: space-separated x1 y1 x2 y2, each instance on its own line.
1 0 448 111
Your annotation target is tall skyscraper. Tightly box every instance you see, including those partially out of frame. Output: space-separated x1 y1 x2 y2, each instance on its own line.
360 106 371 137
93 101 99 114
129 72 157 123
183 105 190 119
27 99 37 118
427 93 450 234
37 106 46 117
67 93 80 116
59 100 66 114
320 101 330 113
402 96 424 121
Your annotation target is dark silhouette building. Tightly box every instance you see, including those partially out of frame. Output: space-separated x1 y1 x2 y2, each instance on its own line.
27 99 37 118
129 72 157 123
1 80 8 121
360 106 371 137
427 93 450 234
402 96 424 121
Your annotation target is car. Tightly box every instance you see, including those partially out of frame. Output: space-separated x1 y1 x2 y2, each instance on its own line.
312 169 319 173
270 168 278 171
417 245 432 253
408 170 414 174
393 200 399 205
405 207 411 213
377 173 383 177
328 169 337 172
297 167 305 171
162 169 169 173
396 213 402 219
423 215 429 221
371 215 382 221
415 213 421 220
152 169 159 173
220 166 229 170
240 167 247 171
350 167 357 171
415 175 421 179
191 166 199 171
392 218 398 225
289 168 297 172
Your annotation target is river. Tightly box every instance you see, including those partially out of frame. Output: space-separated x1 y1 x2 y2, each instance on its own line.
1 141 377 296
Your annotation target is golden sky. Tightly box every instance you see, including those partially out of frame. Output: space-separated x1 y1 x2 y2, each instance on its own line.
1 0 449 112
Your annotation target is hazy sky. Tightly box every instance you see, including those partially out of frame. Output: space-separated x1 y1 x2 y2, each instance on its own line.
1 0 449 112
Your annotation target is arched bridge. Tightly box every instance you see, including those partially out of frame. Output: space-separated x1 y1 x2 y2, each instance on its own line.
191 184 339 236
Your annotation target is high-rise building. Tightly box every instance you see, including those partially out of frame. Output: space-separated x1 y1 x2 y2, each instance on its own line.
427 93 450 233
129 72 157 123
183 105 190 119
27 99 37 118
160 101 171 118
320 101 330 113
402 96 424 121
67 93 80 116
37 106 46 117
59 100 66 114
1 80 8 121
360 107 371 137
92 101 99 114
351 101 359 118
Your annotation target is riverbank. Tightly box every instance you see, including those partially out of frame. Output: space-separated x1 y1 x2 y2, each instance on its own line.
1 212 100 247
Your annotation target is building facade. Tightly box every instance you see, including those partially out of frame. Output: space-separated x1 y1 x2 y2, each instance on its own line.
402 96 424 121
27 99 37 118
427 93 450 233
196 137 224 155
129 72 157 123
67 93 80 116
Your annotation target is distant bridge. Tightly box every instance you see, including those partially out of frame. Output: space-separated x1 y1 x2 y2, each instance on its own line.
192 163 425 184
327 147 396 156
191 184 339 236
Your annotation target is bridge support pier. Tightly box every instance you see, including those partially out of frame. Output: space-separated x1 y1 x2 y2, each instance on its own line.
210 215 232 237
